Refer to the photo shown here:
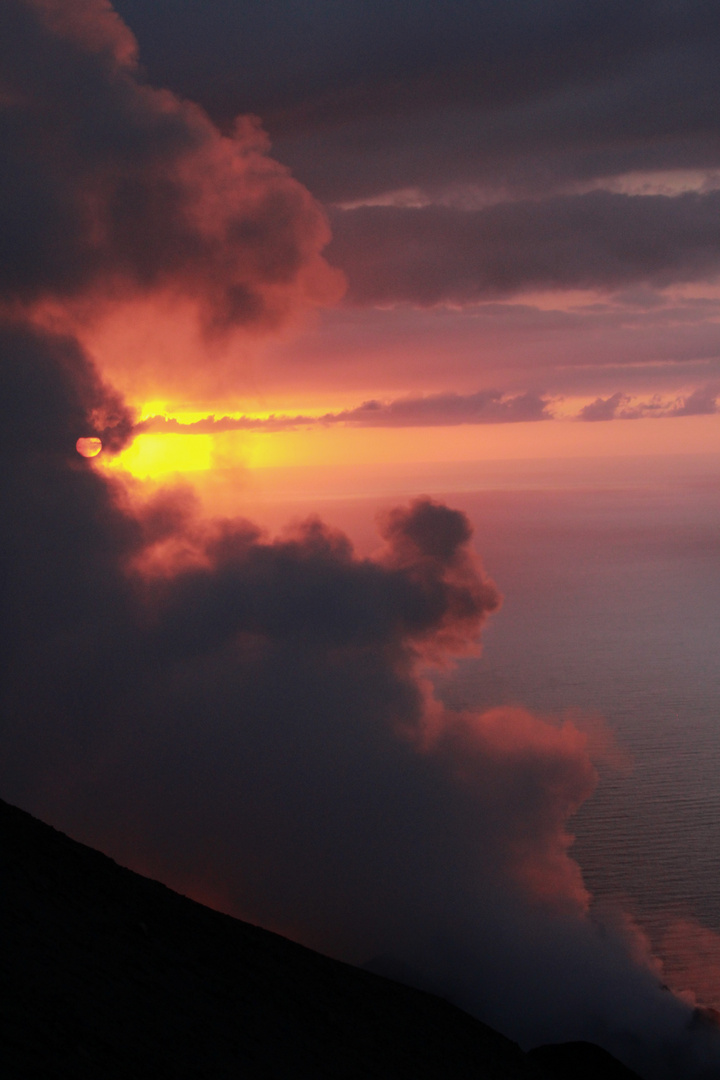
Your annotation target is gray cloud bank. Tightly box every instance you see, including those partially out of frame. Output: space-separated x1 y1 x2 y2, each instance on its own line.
327 192 720 306
135 385 717 435
137 389 552 434
579 385 719 422
0 0 340 332
112 0 720 203
108 0 720 313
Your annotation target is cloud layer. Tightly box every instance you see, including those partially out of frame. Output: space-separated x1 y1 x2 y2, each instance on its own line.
135 383 718 435
111 0 720 204
578 386 719 422
136 388 552 434
104 0 720 406
1 0 341 337
328 192 720 306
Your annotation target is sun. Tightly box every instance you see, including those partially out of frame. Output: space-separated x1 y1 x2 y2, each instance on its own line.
76 437 103 458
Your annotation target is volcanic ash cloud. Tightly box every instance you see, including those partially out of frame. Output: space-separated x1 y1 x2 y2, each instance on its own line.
2 4 720 1078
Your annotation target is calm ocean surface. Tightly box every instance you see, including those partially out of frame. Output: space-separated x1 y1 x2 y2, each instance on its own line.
427 456 720 968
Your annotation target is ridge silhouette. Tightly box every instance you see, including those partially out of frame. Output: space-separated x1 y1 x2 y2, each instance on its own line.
0 797 639 1078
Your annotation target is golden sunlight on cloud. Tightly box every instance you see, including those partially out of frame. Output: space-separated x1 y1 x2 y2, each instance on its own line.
119 412 720 479
99 409 720 508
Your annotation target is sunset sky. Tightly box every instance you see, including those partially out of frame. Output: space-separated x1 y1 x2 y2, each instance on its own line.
4 3 720 1077
28 0 720 486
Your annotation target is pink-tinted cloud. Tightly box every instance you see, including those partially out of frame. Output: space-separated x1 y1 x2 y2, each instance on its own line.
136 389 552 434
670 384 720 417
578 386 719 421
332 389 552 426
578 392 633 421
135 383 720 433
255 291 720 405
1 0 342 344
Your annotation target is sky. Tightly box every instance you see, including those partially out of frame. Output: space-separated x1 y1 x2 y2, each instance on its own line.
3 3 720 1078
97 2 720 429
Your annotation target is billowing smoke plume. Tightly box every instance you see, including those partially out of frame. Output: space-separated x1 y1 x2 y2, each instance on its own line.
1 0 343 398
2 5 720 1080
3 320 720 1079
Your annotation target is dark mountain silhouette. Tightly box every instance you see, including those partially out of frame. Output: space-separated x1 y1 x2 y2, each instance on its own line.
0 797 640 1078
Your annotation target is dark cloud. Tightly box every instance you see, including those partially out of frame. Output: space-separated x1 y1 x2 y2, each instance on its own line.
252 296 720 406
334 389 552 426
115 0 693 123
0 0 341 331
0 322 135 455
110 0 720 203
326 191 720 306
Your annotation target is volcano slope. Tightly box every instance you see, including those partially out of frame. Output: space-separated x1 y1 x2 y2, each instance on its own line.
0 797 639 1078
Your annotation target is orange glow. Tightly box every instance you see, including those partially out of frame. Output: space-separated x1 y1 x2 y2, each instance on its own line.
190 413 720 470
94 410 720 521
105 433 214 478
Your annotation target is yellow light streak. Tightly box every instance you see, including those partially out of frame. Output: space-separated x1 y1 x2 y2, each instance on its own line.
106 433 214 478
